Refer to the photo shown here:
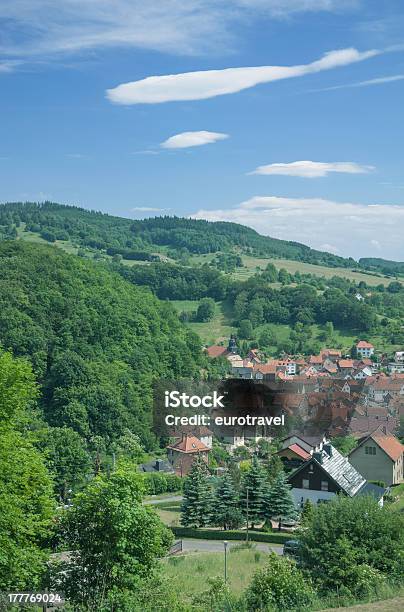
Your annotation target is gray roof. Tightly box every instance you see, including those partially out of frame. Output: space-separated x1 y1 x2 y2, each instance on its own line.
314 446 366 497
288 443 366 497
356 482 385 501
139 459 174 473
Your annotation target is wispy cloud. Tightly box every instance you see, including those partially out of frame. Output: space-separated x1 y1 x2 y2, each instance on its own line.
131 206 171 212
313 74 404 92
161 131 229 149
249 160 374 178
107 48 378 104
0 60 23 72
65 153 88 159
0 1 359 62
191 196 404 259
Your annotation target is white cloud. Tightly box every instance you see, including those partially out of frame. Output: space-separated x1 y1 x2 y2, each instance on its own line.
0 60 22 72
250 160 374 178
0 1 360 62
191 196 404 259
131 206 171 212
107 48 378 104
315 74 404 92
161 131 229 149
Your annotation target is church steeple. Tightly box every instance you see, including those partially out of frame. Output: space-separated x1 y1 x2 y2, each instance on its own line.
227 334 238 354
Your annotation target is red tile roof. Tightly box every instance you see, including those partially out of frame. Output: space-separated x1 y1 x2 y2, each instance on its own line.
167 434 210 454
288 443 311 460
371 432 404 461
339 359 354 368
206 345 228 358
357 340 374 349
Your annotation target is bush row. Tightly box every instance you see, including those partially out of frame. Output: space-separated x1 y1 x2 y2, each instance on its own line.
142 472 183 495
171 527 290 544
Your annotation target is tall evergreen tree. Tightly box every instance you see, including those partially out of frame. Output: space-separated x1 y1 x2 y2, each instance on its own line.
240 456 267 528
181 455 213 528
214 471 243 530
264 470 297 525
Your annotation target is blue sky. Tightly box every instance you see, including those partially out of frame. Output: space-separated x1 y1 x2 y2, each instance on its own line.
1 0 404 259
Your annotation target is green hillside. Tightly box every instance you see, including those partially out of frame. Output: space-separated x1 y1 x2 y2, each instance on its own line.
0 241 202 450
0 200 358 266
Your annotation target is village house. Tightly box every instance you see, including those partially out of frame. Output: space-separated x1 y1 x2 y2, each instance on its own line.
166 434 210 476
205 344 228 359
287 441 384 508
356 340 375 359
277 441 311 470
169 425 213 449
348 428 404 486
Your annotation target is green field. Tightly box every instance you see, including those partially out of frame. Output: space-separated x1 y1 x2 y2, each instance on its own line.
18 225 398 288
169 299 400 353
170 300 236 345
163 546 268 600
189 252 397 286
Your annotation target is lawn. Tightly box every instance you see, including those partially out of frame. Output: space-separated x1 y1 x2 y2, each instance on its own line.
153 500 181 527
163 546 268 600
390 483 404 511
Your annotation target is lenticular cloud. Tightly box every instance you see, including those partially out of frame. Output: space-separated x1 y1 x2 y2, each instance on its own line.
106 48 378 104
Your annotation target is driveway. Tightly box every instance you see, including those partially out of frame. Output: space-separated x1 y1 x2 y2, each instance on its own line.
144 495 183 505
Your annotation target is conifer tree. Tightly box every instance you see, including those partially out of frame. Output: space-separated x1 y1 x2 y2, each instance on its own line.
240 456 267 528
214 471 243 530
181 455 213 528
301 498 314 525
264 470 297 526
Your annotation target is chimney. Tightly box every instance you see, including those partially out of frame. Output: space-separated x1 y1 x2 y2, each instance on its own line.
313 451 323 464
382 426 387 435
323 443 333 457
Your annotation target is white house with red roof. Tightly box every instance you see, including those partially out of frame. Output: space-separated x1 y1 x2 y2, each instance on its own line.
356 340 374 359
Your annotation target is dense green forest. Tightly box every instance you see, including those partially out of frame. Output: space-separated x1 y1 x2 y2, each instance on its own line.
0 200 360 266
0 241 202 453
121 260 404 347
359 257 404 276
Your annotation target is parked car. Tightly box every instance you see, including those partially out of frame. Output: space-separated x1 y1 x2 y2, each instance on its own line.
283 539 302 561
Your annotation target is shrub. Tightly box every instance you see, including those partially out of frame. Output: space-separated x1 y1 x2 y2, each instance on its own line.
143 472 182 495
245 553 315 611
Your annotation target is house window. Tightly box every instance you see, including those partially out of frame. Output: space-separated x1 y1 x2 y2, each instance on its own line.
321 480 329 491
365 446 376 455
302 478 310 489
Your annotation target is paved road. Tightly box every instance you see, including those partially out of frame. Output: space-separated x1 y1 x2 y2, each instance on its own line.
180 538 283 555
144 495 183 505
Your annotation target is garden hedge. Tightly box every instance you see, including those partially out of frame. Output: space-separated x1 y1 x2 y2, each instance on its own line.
171 527 290 544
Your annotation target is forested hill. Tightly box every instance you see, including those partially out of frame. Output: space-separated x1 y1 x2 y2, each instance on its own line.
359 257 404 276
0 241 202 449
0 200 357 267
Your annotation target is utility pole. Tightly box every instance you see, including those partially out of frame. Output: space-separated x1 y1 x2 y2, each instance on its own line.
246 487 249 543
223 541 228 583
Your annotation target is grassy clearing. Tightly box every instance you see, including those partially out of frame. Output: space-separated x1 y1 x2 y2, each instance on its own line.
255 257 395 287
390 483 404 511
163 547 268 600
153 500 181 527
321 597 404 611
170 300 235 345
155 508 180 527
189 252 396 286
